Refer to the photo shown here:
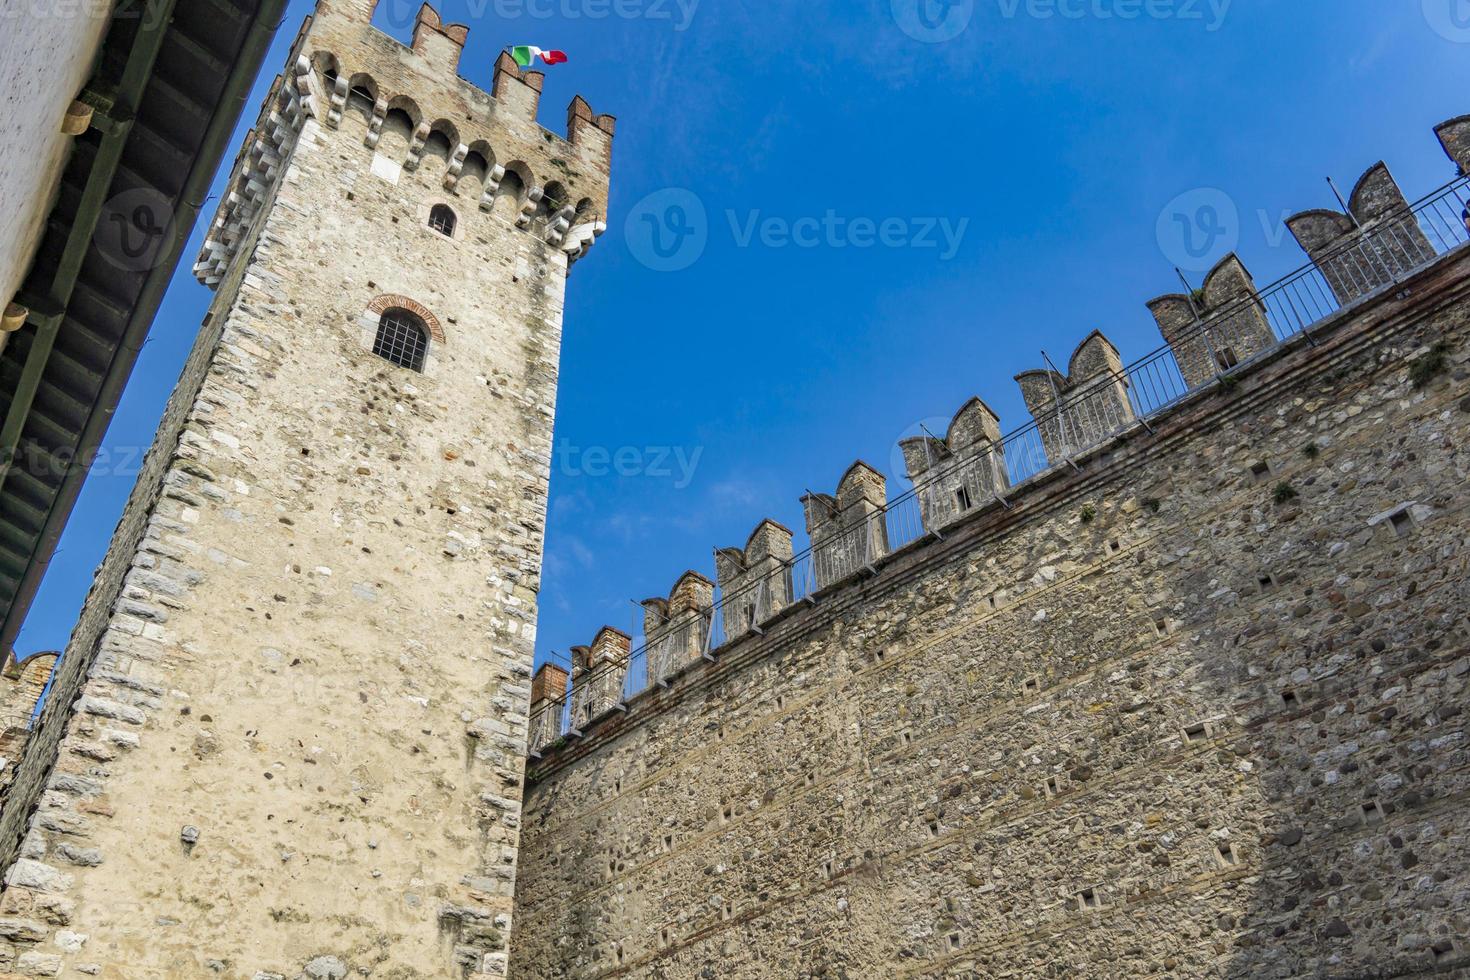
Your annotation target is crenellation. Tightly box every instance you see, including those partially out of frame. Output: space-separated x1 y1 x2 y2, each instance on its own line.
642 571 715 685
900 396 1008 532
514 114 1470 979
1014 328 1134 464
0 0 614 972
569 627 632 733
713 519 795 642
1286 162 1436 305
1147 253 1278 387
802 461 889 590
1435 113 1470 174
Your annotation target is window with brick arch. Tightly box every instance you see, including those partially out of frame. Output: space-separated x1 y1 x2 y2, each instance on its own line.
429 204 456 237
373 308 428 372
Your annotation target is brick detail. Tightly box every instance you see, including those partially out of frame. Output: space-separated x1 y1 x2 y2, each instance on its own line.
367 293 445 342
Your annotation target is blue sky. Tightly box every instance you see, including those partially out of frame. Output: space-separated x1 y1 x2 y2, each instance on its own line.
15 0 1470 667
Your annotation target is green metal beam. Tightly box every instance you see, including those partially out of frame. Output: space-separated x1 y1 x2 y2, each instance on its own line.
0 0 176 493
0 0 287 652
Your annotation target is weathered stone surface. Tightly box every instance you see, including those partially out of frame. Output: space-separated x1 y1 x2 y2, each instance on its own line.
514 246 1470 977
0 0 612 974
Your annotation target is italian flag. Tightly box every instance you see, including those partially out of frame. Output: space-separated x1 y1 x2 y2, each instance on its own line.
511 46 568 67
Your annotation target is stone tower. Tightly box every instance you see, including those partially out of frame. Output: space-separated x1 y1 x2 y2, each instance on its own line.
0 0 613 975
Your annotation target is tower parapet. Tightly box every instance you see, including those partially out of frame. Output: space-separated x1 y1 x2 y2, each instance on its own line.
802 462 889 590
714 520 795 641
1015 330 1134 465
1147 254 1278 387
1435 115 1470 174
900 397 1008 533
643 572 715 684
529 662 571 751
1286 163 1434 305
195 0 614 287
569 627 632 732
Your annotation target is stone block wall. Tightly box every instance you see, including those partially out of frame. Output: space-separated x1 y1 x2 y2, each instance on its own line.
0 0 611 974
513 244 1470 978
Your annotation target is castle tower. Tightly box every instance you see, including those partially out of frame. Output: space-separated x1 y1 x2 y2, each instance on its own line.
0 1 613 975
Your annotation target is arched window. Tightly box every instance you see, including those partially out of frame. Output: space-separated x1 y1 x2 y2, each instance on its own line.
428 204 456 237
373 308 428 371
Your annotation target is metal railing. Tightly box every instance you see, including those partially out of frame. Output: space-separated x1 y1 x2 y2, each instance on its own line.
526 173 1470 755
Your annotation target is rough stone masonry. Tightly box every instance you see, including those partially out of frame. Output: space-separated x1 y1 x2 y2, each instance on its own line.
0 0 612 974
513 127 1470 976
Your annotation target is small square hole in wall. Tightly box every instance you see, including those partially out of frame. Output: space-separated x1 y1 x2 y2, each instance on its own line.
721 902 733 921
1216 842 1238 867
1044 775 1062 798
1258 573 1276 592
822 860 834 879
1183 722 1208 743
1388 510 1415 538
614 944 624 965
927 818 940 837
1021 676 1041 696
346 191 356 201
1215 346 1240 371
947 933 962 951
614 778 622 793
1281 690 1299 709
955 486 973 512
1076 887 1100 911
874 648 888 663
662 834 673 853
1106 539 1122 556
776 694 786 710
805 772 816 787
1249 461 1272 484
1360 801 1385 825
721 805 732 825
659 927 671 947
901 731 913 747
1154 616 1174 637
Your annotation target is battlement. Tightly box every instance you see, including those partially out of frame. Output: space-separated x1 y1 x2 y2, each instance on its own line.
526 111 1470 763
1285 162 1434 305
194 0 614 287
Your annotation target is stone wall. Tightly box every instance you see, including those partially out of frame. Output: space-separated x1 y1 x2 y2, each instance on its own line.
513 244 1470 974
0 0 611 975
